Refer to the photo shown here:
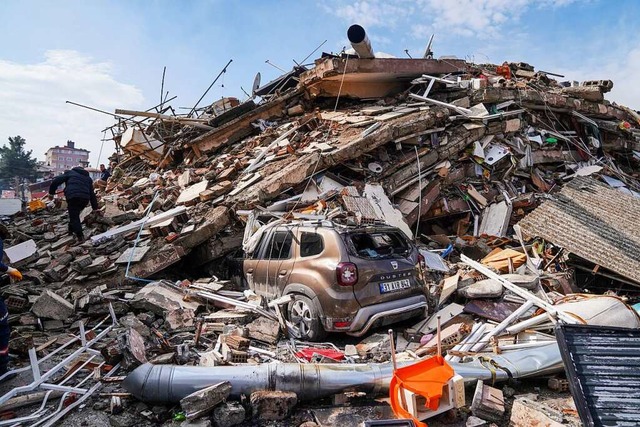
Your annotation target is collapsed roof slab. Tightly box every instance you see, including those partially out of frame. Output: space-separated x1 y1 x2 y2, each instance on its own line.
189 89 301 155
300 57 468 99
229 107 449 207
518 176 640 285
472 88 629 121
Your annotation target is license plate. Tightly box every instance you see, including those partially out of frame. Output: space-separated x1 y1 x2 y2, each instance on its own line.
379 279 411 293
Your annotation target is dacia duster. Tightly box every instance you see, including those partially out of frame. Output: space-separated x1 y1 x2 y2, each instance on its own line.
243 220 427 340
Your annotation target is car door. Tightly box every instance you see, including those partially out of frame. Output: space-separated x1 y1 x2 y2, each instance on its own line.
244 229 270 296
263 228 295 299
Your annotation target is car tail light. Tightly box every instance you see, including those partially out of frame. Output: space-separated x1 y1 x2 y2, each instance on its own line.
336 262 358 286
333 321 351 329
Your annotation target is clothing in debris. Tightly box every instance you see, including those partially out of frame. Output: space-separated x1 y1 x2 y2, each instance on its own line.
49 167 99 240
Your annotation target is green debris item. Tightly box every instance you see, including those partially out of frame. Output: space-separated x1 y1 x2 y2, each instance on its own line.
173 412 186 422
545 137 558 144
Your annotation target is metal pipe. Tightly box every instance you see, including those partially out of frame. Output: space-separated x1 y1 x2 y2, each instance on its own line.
461 255 580 325
123 362 397 404
498 341 556 351
347 24 374 59
446 323 486 363
124 341 568 405
505 313 553 335
470 301 534 353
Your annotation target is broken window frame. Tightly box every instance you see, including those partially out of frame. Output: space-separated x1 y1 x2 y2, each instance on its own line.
299 232 324 258
264 230 294 260
344 229 411 260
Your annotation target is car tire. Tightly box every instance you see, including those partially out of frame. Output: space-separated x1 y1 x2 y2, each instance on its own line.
287 294 327 341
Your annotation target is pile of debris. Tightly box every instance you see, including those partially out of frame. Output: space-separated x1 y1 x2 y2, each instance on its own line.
1 24 640 426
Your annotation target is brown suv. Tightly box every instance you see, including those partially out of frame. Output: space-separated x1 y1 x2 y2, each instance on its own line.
243 220 427 341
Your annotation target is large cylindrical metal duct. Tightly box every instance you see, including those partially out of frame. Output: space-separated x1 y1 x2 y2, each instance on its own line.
123 362 394 404
122 342 568 405
347 24 374 59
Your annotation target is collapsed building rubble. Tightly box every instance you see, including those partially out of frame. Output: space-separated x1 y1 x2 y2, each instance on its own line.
1 23 640 426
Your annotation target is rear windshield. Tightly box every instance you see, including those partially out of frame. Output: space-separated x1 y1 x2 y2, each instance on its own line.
345 230 411 259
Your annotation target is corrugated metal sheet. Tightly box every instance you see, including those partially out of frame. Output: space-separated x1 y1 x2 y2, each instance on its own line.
556 324 640 427
518 176 640 284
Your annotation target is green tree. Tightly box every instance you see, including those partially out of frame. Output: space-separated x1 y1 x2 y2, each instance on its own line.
0 136 38 199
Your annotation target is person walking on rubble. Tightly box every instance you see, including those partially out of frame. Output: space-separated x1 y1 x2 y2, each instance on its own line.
48 165 100 242
0 224 22 378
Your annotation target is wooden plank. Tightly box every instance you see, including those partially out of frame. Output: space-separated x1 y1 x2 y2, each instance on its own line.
467 186 487 207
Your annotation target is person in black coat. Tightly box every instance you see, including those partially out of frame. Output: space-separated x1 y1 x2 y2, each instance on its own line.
99 164 111 181
48 166 100 242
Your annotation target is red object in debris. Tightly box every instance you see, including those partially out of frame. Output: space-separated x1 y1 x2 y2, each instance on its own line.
496 62 511 80
295 348 345 362
619 121 631 130
0 411 16 420
63 393 78 408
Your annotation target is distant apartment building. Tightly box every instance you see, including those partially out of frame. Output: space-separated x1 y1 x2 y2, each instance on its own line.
45 141 90 172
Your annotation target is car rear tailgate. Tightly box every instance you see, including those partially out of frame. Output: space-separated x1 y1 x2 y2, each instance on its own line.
343 229 423 307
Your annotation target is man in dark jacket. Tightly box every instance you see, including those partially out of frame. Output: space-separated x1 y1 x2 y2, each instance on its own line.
99 163 111 181
48 166 100 242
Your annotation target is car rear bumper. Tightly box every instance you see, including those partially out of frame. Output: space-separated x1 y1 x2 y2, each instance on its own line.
345 295 427 337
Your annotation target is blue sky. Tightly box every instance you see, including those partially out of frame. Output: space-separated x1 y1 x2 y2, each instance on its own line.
1 0 639 166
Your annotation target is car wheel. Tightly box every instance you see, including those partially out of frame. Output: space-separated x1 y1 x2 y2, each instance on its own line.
287 294 327 341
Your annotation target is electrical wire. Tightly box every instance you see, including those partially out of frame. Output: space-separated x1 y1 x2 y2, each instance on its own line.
333 53 349 113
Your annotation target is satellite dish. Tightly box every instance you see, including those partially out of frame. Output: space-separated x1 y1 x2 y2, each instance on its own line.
252 72 261 97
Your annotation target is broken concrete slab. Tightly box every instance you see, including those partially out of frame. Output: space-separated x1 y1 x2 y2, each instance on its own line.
181 419 211 427
177 180 209 205
115 246 151 264
471 380 505 422
250 390 297 421
176 207 230 249
509 397 564 427
90 206 187 243
31 290 74 321
131 282 201 316
81 256 112 275
458 278 504 299
119 327 148 369
180 381 231 420
50 236 75 251
126 245 185 279
165 308 196 331
4 239 37 265
212 401 245 427
246 317 280 344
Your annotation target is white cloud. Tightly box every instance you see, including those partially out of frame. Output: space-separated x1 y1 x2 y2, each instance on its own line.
0 50 144 167
328 0 412 29
554 46 640 111
326 0 575 39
